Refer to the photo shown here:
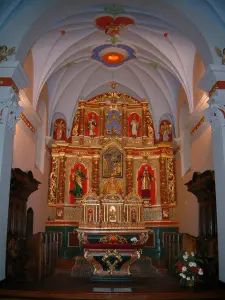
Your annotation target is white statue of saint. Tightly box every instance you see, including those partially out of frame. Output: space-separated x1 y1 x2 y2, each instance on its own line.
88 114 97 137
130 114 139 138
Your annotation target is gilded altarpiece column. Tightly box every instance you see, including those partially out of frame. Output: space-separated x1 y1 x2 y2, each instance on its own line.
92 153 100 194
99 102 105 136
159 157 168 204
48 156 59 204
78 101 85 136
141 102 148 137
57 154 66 204
126 153 133 194
122 104 128 137
167 157 176 205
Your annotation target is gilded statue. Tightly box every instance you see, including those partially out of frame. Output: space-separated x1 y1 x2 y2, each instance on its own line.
146 117 153 137
54 120 66 140
70 166 87 198
0 45 15 63
102 175 123 195
130 114 139 138
72 111 80 136
88 114 97 137
139 166 155 198
160 121 172 142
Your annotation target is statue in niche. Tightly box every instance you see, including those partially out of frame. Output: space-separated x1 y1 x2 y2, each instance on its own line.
54 119 66 140
109 205 116 222
139 166 155 198
130 114 139 139
88 113 97 137
72 111 80 136
215 47 225 65
70 166 87 197
88 208 93 222
102 175 123 195
160 121 172 142
146 117 154 138
131 209 136 222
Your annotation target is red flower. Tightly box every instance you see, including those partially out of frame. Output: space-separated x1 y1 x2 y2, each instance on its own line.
60 30 66 35
164 32 168 37
176 262 184 267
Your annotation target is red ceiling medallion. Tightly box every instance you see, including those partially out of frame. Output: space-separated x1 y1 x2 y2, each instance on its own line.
95 15 134 37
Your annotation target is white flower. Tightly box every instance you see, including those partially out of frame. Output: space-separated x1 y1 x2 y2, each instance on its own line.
183 274 186 278
182 266 187 272
192 262 196 267
191 252 195 256
185 252 189 256
186 277 190 281
189 262 193 267
198 268 203 275
183 255 188 261
179 273 183 277
130 237 138 244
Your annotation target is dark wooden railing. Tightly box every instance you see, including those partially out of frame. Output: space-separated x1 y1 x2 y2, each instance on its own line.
27 232 58 281
164 233 197 272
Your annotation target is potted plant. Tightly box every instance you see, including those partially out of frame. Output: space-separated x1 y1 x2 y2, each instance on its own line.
174 251 203 287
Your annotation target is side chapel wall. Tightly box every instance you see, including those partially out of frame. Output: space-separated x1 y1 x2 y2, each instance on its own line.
176 52 213 236
13 54 52 233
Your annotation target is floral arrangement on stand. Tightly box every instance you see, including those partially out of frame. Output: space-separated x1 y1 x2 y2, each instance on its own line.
175 251 203 287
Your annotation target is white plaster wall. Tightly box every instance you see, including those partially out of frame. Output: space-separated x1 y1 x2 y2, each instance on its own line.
12 120 51 233
176 123 213 236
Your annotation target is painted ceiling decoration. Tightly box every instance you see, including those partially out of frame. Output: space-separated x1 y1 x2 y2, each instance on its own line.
91 44 136 67
10 1 218 136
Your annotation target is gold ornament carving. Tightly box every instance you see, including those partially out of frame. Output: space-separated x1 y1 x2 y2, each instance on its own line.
48 157 59 204
92 156 100 194
126 157 133 194
102 250 123 275
167 158 176 204
72 110 80 136
88 92 139 105
57 155 66 203
159 157 168 204
99 235 128 244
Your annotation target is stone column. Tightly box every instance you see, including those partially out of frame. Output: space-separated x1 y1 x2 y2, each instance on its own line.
200 65 225 282
92 153 100 195
0 61 29 281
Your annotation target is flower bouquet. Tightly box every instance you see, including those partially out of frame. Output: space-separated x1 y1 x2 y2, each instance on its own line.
174 251 203 287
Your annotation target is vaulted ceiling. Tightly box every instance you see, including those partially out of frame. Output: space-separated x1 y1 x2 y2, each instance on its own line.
32 6 197 133
1 0 225 135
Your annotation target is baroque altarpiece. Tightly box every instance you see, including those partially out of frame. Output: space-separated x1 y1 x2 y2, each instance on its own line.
46 92 178 275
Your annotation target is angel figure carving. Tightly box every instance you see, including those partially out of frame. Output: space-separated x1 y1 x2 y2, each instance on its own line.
0 46 16 63
215 47 225 65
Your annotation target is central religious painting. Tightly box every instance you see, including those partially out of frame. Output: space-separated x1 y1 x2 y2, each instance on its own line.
102 147 123 178
105 109 121 136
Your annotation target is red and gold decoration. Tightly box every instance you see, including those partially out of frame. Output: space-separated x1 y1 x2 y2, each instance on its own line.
95 15 134 39
128 112 141 138
159 120 173 142
69 163 88 204
137 165 156 205
48 92 177 278
53 118 67 141
85 112 99 137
